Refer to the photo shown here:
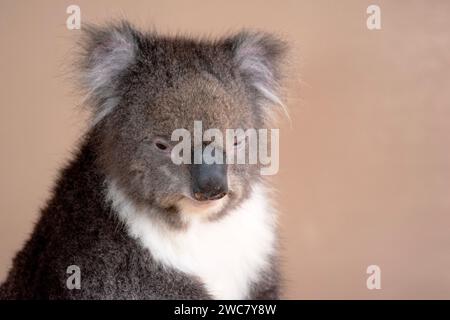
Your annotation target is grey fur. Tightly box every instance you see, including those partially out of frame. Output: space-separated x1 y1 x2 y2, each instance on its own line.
0 21 288 299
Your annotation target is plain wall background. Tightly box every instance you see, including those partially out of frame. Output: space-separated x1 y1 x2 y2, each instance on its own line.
1 0 449 299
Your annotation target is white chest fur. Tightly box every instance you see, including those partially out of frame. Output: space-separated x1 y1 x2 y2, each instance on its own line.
107 182 277 300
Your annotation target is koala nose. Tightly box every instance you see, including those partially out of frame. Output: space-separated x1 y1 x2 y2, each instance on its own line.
191 163 228 201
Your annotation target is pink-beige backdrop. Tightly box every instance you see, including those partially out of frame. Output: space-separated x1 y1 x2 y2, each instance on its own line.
1 0 449 299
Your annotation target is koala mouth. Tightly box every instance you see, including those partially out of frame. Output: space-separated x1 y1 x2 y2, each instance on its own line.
177 194 228 216
193 191 227 202
189 198 222 207
186 193 227 205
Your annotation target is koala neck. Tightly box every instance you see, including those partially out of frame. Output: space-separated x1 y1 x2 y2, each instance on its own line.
106 179 277 300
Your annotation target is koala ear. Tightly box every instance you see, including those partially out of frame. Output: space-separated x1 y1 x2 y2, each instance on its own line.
230 32 288 116
78 21 138 124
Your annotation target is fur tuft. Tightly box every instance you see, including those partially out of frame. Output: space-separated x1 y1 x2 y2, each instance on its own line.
78 21 138 125
231 32 289 118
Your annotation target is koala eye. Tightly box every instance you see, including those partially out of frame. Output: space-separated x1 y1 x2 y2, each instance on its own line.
233 137 243 147
155 142 168 150
153 138 171 153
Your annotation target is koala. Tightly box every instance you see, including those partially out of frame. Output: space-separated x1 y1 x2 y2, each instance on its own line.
0 21 288 300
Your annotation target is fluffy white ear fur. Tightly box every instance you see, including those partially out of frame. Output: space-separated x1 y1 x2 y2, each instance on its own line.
232 32 289 118
79 23 137 125
106 180 277 300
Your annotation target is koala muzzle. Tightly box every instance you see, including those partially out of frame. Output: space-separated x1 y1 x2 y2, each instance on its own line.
191 163 228 201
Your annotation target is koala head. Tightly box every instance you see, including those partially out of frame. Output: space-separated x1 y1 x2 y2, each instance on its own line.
78 21 287 226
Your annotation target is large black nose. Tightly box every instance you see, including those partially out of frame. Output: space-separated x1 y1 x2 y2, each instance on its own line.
191 163 228 201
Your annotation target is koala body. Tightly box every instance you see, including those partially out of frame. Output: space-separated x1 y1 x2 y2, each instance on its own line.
0 22 287 300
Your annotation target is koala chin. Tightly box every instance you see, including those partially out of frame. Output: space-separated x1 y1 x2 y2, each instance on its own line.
0 21 288 300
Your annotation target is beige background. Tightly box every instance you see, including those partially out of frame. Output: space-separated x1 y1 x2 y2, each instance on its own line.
1 0 450 299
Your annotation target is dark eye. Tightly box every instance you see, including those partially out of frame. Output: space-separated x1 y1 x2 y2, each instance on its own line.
234 137 242 147
153 138 170 152
155 142 168 150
